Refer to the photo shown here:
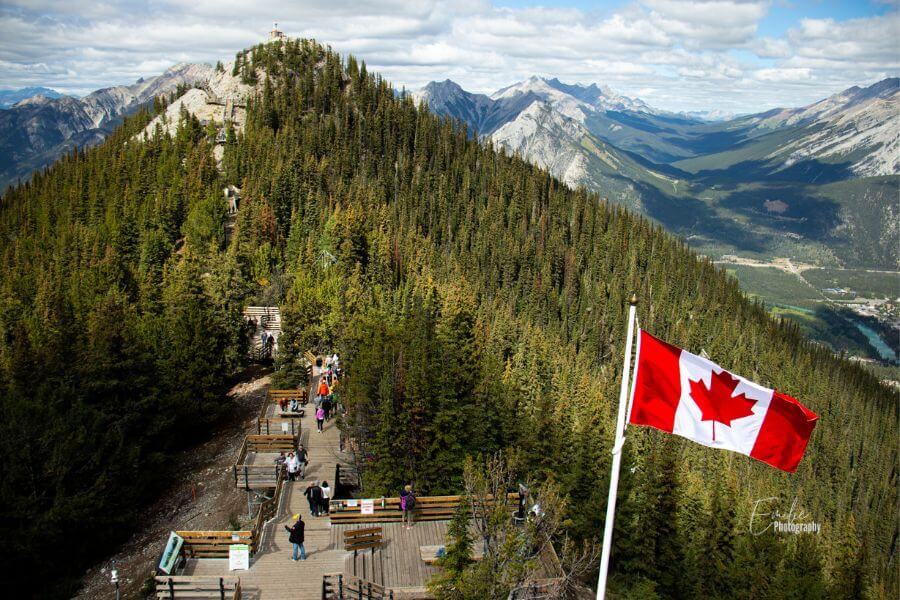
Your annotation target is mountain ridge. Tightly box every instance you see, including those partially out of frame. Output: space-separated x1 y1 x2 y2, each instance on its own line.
0 63 213 190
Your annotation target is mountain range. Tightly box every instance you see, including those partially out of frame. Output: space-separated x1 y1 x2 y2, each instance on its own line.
0 63 212 190
413 76 899 270
0 86 67 109
3 64 895 272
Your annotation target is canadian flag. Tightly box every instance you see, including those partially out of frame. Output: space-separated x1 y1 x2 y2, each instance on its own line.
628 330 818 472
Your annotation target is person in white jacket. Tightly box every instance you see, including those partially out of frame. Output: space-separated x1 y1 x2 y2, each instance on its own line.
286 453 300 481
320 481 331 515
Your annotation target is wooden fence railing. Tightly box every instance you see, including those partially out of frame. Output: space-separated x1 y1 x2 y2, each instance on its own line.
155 575 241 599
267 388 307 404
329 492 521 524
322 574 393 600
246 434 297 452
175 531 252 559
249 467 285 552
256 417 301 436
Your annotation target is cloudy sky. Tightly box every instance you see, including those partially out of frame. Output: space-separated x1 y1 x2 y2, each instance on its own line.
0 0 898 113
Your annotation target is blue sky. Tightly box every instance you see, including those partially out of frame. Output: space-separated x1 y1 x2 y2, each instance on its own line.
0 0 897 113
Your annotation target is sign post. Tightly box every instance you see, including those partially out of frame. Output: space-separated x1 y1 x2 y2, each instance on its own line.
229 544 250 571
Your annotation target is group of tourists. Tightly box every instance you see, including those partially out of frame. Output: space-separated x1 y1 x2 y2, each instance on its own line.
314 369 338 433
275 444 308 481
304 480 332 517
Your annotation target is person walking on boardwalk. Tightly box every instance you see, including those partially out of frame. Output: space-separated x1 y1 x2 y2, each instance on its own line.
317 377 330 401
304 482 318 515
307 481 324 516
316 405 325 433
400 484 416 529
284 514 306 560
322 395 332 420
286 452 300 481
320 480 331 515
296 443 308 479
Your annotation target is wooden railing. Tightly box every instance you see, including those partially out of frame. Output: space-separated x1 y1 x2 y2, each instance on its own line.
267 388 306 403
155 576 241 599
322 574 393 600
256 417 301 435
176 531 252 559
250 467 285 552
329 492 521 524
246 434 297 452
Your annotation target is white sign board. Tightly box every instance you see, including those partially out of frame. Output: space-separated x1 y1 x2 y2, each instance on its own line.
229 544 250 571
361 499 375 515
347 499 358 507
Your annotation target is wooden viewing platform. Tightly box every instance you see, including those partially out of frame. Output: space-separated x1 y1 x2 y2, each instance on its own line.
156 357 549 599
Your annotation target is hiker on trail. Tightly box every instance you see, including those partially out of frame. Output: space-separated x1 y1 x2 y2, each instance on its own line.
305 481 323 516
320 480 331 515
289 396 299 413
274 452 287 468
279 397 288 412
317 378 330 400
322 395 332 420
284 514 306 561
400 484 416 529
260 330 269 350
316 405 325 432
296 444 308 479
286 453 300 481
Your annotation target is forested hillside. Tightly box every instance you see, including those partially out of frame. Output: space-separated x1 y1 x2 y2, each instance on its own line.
0 39 896 598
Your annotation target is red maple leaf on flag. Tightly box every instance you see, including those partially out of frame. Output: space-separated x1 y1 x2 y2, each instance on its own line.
688 369 756 441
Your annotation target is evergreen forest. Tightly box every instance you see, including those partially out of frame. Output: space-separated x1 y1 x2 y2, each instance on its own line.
0 39 896 598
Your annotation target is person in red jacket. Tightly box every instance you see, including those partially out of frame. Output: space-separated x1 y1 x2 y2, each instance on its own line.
317 378 330 399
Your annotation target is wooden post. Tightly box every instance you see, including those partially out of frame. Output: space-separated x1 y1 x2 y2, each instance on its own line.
243 466 249 490
219 577 225 600
167 578 175 599
338 574 344 600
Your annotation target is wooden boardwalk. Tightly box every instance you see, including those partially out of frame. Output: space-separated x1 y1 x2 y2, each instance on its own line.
174 360 457 599
331 521 452 596
183 363 346 599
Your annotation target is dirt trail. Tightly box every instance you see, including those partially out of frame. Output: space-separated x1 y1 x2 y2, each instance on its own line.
75 367 272 600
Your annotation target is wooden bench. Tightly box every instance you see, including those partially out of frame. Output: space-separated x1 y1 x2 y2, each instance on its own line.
344 527 384 552
176 531 252 559
154 575 241 599
330 493 521 524
245 434 297 453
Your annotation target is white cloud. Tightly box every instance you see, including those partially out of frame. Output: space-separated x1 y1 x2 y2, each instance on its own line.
0 0 896 112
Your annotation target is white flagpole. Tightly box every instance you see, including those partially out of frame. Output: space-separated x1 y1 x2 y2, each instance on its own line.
597 295 638 600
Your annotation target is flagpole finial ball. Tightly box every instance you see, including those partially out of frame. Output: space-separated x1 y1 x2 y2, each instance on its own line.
629 294 638 306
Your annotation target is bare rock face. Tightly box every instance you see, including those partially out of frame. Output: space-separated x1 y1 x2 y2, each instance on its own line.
0 63 214 191
139 60 255 141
